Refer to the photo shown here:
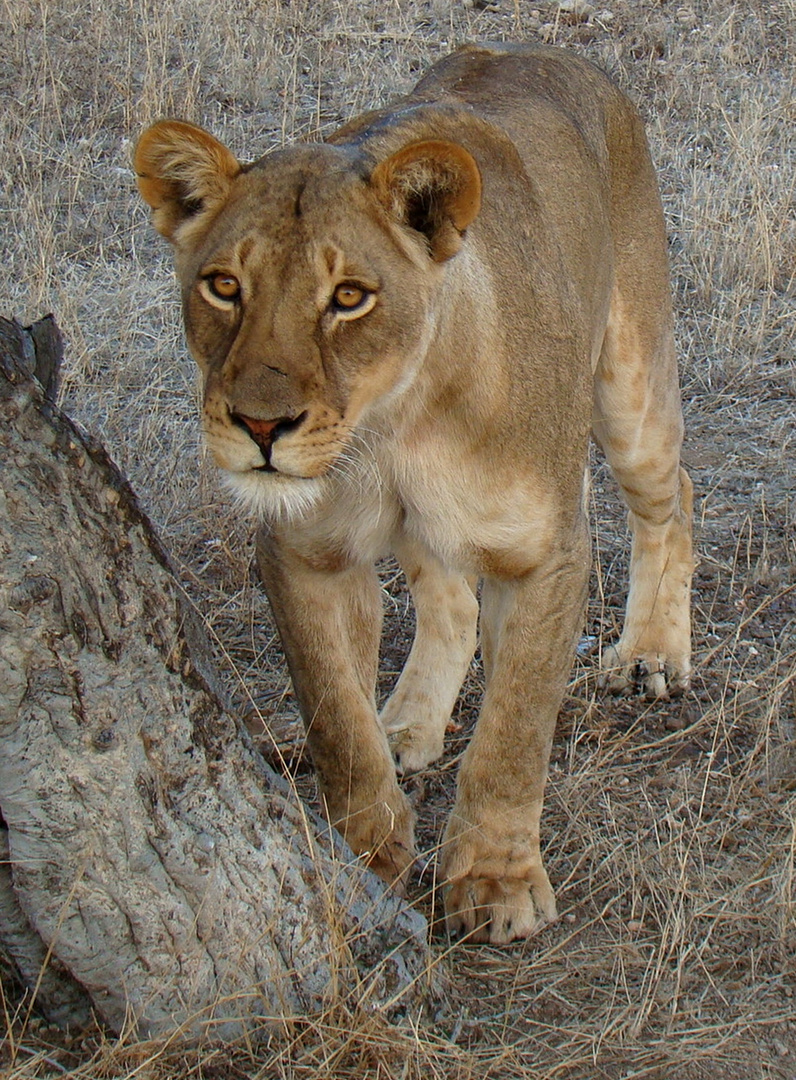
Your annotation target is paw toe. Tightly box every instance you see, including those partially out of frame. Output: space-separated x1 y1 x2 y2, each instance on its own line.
635 660 668 700
598 645 633 695
365 840 415 894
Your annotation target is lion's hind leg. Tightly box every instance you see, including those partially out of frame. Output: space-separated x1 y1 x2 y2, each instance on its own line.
380 537 478 774
600 465 693 698
593 287 694 699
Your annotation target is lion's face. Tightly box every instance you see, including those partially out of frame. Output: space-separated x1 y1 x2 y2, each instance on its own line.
135 125 481 517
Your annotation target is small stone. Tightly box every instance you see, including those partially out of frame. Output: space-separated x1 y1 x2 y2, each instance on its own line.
558 0 595 22
571 23 599 42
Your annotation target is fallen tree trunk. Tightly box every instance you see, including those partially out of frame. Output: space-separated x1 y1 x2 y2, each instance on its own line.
0 316 428 1040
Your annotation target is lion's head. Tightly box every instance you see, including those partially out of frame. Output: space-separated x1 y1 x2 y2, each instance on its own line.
134 121 481 518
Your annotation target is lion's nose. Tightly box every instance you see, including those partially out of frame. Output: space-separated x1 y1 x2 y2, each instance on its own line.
232 411 306 463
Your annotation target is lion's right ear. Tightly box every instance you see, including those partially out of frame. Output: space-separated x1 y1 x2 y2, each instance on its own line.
134 120 241 242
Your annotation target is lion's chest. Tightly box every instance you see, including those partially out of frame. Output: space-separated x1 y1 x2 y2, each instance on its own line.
383 443 559 579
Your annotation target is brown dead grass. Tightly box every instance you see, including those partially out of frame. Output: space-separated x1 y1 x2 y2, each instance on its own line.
2 0 795 1076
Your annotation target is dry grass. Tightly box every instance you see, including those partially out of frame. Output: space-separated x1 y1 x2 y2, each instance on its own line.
2 0 796 1076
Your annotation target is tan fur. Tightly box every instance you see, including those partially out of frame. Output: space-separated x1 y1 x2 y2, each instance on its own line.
135 43 693 943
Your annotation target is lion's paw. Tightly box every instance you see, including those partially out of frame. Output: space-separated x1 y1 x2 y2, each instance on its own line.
441 822 557 944
443 870 557 944
333 787 417 893
383 719 445 775
363 832 416 893
599 642 690 700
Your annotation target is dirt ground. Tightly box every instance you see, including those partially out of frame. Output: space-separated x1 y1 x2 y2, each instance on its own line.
2 0 795 1076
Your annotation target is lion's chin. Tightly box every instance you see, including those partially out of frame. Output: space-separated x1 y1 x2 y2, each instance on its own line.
221 469 325 522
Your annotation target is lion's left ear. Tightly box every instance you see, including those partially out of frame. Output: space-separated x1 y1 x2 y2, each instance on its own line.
134 120 241 242
370 140 482 262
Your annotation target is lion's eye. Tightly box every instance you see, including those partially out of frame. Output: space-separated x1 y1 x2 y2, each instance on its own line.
206 273 241 302
332 283 368 311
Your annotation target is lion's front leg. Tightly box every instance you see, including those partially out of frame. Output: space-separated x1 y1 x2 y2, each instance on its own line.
256 528 415 889
443 791 556 944
442 538 589 943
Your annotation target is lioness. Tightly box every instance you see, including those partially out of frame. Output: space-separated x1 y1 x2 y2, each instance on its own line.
135 42 693 944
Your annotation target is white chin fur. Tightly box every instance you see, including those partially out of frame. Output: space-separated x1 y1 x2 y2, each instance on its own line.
222 470 325 522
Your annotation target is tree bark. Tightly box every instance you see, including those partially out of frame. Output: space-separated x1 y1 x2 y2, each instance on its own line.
0 317 428 1040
